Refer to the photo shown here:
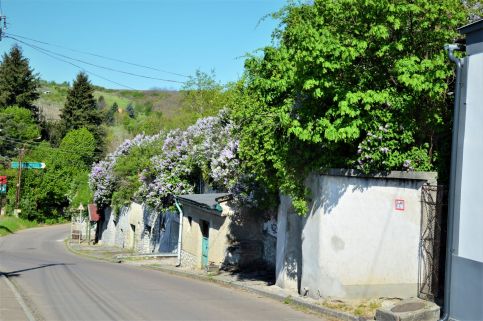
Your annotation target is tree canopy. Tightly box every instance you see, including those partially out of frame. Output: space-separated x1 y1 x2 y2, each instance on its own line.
0 106 40 157
60 72 105 154
0 45 40 112
231 0 481 214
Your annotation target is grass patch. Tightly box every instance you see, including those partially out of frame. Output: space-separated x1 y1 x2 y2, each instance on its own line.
321 298 382 319
0 216 38 237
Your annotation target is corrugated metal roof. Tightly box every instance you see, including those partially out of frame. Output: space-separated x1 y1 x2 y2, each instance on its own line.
176 193 232 212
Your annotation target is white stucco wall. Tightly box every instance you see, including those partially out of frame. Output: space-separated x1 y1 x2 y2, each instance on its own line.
276 171 436 299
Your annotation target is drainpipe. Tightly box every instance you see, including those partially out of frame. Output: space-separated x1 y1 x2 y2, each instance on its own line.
440 43 465 321
174 197 183 267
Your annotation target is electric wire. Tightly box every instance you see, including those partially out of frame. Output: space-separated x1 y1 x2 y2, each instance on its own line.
6 35 186 85
0 135 122 159
4 36 135 90
5 32 189 78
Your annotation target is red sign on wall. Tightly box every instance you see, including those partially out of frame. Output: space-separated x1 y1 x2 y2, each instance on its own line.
395 199 405 211
0 176 6 184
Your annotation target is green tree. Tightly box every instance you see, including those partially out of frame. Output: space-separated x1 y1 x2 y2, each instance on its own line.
0 106 40 157
68 171 93 209
126 103 135 119
105 102 118 125
97 95 106 110
13 142 68 221
60 72 105 155
40 120 64 147
0 45 40 112
14 129 96 221
232 0 481 214
180 70 225 123
59 128 96 168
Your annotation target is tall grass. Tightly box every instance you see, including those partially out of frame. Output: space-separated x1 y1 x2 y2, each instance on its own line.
0 216 38 237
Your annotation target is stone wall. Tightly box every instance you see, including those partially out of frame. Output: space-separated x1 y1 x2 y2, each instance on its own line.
181 249 198 268
97 202 179 254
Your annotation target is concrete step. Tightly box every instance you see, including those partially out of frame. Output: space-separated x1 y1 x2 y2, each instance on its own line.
376 298 440 321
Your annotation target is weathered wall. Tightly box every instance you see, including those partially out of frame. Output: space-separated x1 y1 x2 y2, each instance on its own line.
180 203 271 270
276 170 437 299
98 202 178 254
71 215 96 242
180 203 229 268
262 217 277 268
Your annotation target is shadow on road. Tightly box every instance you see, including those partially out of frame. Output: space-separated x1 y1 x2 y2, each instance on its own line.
0 263 74 278
0 225 14 234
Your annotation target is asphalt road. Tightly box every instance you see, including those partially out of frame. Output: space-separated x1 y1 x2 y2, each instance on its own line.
0 224 323 321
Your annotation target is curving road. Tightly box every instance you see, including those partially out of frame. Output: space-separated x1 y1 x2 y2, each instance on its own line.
0 224 323 321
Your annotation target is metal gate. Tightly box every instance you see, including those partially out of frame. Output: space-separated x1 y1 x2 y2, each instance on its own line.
418 184 446 302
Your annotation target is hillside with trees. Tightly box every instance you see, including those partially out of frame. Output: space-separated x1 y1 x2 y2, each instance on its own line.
0 45 228 222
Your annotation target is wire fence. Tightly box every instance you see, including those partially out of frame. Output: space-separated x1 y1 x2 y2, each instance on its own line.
418 184 446 302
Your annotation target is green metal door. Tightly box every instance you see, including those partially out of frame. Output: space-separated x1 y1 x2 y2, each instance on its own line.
201 236 209 267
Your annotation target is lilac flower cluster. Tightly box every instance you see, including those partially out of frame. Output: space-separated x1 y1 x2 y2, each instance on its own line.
138 129 195 210
89 160 115 208
89 133 162 207
139 110 256 211
91 110 258 211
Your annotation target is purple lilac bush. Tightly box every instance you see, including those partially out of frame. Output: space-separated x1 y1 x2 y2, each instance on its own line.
90 110 257 211
89 133 162 207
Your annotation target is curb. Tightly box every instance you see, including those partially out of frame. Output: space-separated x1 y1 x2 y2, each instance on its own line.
64 239 122 263
0 273 37 321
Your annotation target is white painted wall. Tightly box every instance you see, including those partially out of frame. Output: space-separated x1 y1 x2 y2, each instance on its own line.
456 52 483 263
276 171 436 299
98 202 178 254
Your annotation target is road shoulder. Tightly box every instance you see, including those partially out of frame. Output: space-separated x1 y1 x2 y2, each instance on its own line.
0 274 36 321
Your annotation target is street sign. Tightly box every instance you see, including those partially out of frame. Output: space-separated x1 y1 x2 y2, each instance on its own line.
0 184 6 194
10 162 46 169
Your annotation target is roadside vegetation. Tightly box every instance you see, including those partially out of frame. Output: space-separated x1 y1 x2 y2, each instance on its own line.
0 216 38 237
0 45 227 222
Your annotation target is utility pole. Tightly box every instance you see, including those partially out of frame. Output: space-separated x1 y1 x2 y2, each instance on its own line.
14 147 25 216
0 15 6 41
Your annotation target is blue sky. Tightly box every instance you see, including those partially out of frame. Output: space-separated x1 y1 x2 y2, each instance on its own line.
0 0 285 90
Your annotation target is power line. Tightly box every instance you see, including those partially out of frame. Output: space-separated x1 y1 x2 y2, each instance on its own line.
5 32 189 78
0 136 119 161
0 136 99 153
6 35 186 85
5 36 135 90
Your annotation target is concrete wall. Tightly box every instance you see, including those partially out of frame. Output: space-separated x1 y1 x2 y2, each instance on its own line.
98 202 178 254
71 214 96 242
180 203 230 268
180 202 272 270
276 170 437 299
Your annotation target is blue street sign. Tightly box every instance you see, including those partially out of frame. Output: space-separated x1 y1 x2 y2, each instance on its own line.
10 162 46 169
0 184 6 194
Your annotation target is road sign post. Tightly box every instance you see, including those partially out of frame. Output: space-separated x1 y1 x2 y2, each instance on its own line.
11 154 46 215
